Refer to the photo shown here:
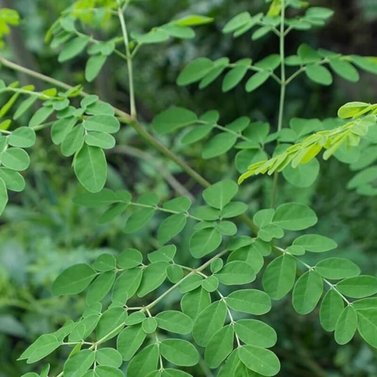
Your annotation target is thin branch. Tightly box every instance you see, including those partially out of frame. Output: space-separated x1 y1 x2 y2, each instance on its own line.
117 2 137 118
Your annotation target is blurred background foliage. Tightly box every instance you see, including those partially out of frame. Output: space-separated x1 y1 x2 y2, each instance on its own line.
0 0 377 376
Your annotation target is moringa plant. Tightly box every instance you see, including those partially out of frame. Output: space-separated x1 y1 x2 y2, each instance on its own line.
1 0 377 376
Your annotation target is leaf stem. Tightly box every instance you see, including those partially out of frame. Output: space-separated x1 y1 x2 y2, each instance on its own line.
271 0 286 207
117 3 137 119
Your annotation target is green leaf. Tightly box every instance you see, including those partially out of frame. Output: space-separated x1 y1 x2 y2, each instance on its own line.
245 71 270 92
58 36 90 62
28 106 54 128
157 213 187 244
163 196 191 212
153 107 197 135
174 15 213 26
96 308 126 341
226 289 271 315
117 325 146 361
292 271 323 314
86 271 116 304
177 58 214 86
161 369 192 377
142 317 158 334
305 64 333 85
83 115 120 134
216 261 255 285
126 344 159 377
334 306 357 345
160 339 199 366
51 117 77 145
238 345 280 376
202 179 238 210
64 350 95 377
118 248 143 269
61 125 85 157
0 177 8 215
94 366 124 377
52 264 97 296
156 310 193 334
262 254 297 300
336 275 377 298
0 168 25 192
189 228 222 258
94 254 116 272
202 132 237 159
329 58 359 82
0 148 30 171
96 348 122 368
282 158 320 188
223 12 251 33
315 258 361 280
181 124 213 145
181 287 211 319
357 309 377 348
202 275 219 292
193 300 227 346
125 208 155 233
85 131 115 149
74 189 130 208
161 24 195 40
85 54 107 82
320 289 345 332
273 202 317 231
19 334 62 363
350 55 377 75
13 96 38 120
137 262 168 297
74 145 107 193
235 319 277 348
113 269 142 302
222 59 251 92
133 28 168 44
8 127 36 148
205 325 234 368
293 234 337 252
148 245 176 263
199 58 229 88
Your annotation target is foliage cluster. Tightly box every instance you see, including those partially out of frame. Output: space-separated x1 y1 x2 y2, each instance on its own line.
0 0 377 376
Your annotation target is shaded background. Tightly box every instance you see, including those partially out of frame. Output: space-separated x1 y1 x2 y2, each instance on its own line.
0 0 377 376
